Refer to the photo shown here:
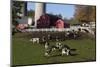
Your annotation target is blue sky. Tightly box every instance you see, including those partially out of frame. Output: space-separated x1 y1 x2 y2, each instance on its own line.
27 2 75 19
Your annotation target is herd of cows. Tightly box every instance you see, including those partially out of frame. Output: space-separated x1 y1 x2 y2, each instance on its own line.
29 29 82 57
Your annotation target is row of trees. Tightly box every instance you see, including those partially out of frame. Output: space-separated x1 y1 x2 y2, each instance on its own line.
74 5 96 23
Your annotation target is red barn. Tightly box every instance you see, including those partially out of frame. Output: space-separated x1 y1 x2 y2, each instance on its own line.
37 14 70 28
37 14 50 28
55 19 64 28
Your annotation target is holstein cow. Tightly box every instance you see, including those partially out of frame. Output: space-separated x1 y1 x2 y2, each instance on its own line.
30 38 40 44
56 42 71 56
61 45 70 56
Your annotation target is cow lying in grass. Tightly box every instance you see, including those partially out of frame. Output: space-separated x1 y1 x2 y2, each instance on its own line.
61 45 70 56
29 38 40 44
44 42 71 57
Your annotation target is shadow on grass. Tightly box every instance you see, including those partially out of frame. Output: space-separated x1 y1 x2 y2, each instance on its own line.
44 48 78 58
70 48 78 56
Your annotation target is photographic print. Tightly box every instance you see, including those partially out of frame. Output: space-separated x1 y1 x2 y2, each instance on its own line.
12 0 96 66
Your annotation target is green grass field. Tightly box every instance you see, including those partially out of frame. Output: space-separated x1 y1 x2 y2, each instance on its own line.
12 32 96 66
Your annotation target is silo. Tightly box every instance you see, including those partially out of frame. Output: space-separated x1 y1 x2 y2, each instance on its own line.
34 3 46 28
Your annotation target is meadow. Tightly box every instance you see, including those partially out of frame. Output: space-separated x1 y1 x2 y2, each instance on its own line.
12 32 96 66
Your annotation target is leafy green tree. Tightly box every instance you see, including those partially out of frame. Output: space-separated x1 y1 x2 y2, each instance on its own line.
90 6 96 22
74 5 96 23
27 9 35 18
12 1 24 26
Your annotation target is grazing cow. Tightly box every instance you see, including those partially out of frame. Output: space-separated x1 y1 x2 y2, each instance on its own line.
44 42 50 50
66 30 80 39
61 45 70 56
62 47 70 56
56 42 62 50
44 42 51 56
65 31 70 39
44 42 59 56
40 36 46 44
30 38 39 44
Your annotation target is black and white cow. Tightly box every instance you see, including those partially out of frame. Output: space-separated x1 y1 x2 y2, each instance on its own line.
61 45 70 56
30 38 39 44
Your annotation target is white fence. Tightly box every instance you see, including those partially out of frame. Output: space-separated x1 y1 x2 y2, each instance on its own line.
25 26 95 35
